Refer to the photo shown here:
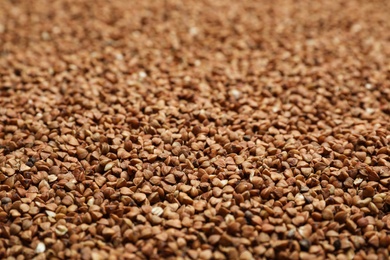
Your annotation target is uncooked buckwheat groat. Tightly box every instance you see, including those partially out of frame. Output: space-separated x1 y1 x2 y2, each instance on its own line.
1 0 390 259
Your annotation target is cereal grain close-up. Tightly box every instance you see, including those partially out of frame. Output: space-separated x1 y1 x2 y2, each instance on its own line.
1 0 390 259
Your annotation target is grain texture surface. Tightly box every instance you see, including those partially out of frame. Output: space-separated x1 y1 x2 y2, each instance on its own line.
1 0 390 259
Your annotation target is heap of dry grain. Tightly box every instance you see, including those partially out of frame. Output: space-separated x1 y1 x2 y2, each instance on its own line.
1 0 390 259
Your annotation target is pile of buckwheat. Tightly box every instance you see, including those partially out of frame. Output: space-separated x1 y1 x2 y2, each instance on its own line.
1 0 390 259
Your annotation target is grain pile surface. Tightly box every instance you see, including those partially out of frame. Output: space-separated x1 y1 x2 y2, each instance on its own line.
1 0 390 259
